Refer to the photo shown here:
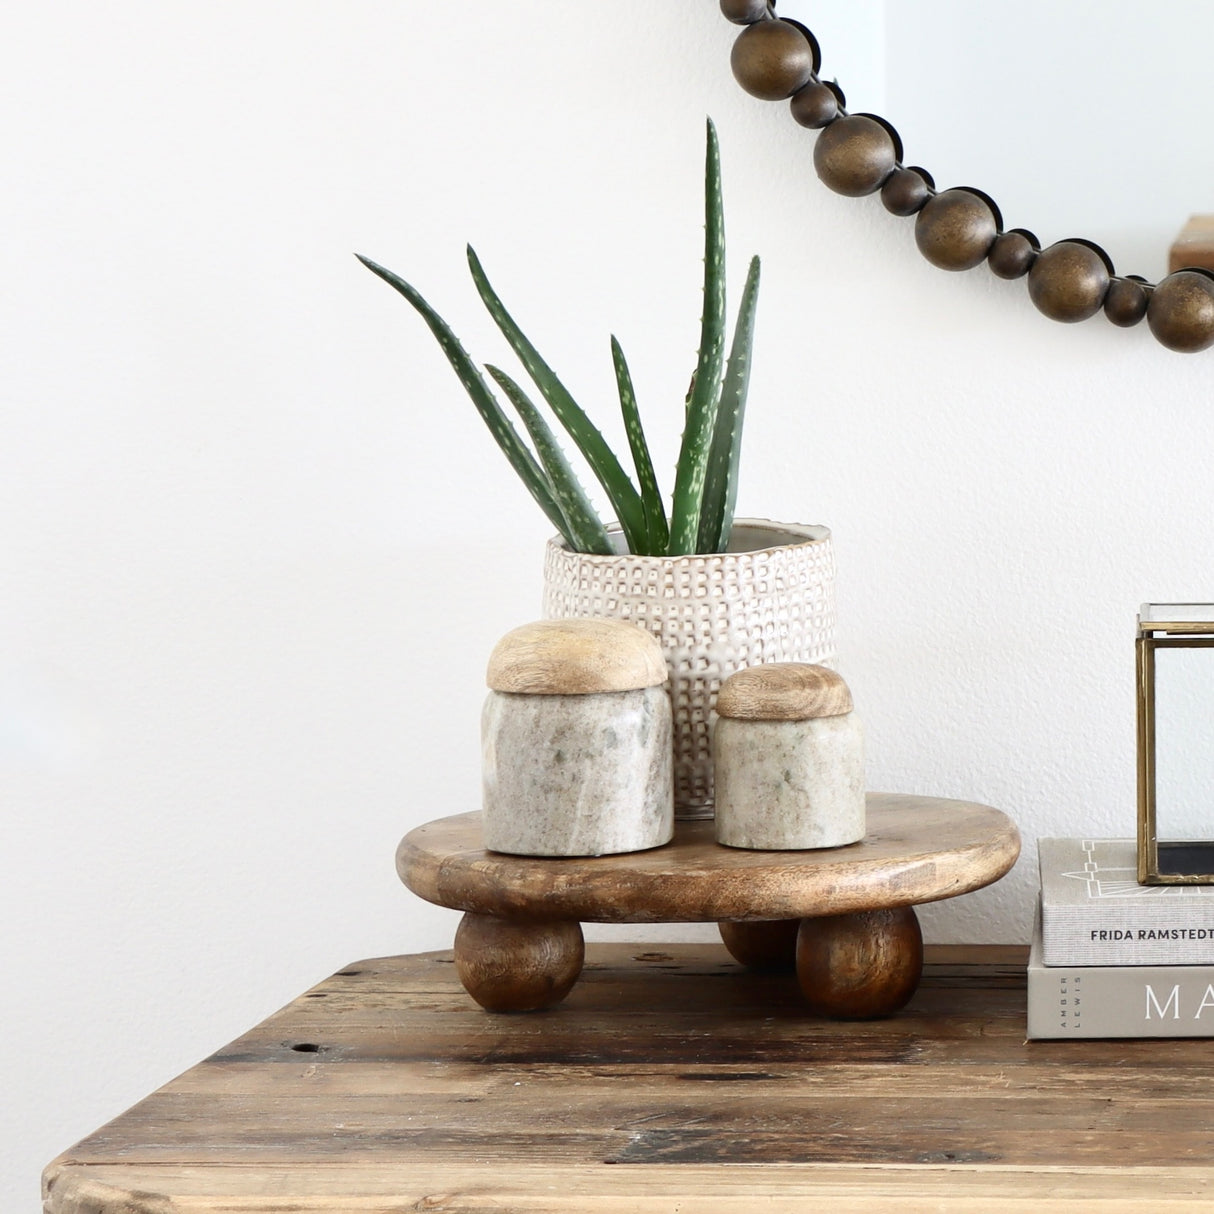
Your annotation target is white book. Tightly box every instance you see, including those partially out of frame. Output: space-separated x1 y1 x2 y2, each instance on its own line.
1039 837 1214 967
1028 901 1214 1039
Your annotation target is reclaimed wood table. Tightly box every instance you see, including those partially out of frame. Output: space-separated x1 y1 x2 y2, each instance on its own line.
397 792 1020 1017
44 944 1214 1212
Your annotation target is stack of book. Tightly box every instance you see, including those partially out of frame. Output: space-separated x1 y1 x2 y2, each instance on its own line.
1028 837 1214 1038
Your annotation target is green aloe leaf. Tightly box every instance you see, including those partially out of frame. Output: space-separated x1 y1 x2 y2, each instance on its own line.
697 254 760 554
466 246 649 553
668 118 726 555
356 254 577 547
485 365 614 555
610 336 668 556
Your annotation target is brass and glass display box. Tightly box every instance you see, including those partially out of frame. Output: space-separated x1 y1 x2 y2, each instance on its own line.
1137 604 1214 883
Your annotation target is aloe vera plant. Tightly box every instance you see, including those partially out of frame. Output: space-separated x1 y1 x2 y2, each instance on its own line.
358 118 760 556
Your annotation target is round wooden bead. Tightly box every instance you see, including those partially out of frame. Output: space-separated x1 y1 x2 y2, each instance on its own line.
987 230 1037 280
777 17 821 72
914 189 998 271
1147 271 1214 352
719 919 800 971
454 914 584 1012
796 907 922 1020
1027 241 1111 323
1104 277 1150 328
813 115 898 197
730 20 814 100
880 167 932 217
789 79 839 129
719 0 769 24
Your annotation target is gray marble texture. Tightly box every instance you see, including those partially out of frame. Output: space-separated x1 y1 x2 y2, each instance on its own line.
714 713 865 850
482 687 674 856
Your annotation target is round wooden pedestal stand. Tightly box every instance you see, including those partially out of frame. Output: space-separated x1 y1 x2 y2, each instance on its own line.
397 792 1019 1020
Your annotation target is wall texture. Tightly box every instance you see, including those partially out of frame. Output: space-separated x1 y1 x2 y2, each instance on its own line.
8 2 1214 1207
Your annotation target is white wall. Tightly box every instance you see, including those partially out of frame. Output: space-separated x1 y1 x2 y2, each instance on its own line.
8 2 1214 1207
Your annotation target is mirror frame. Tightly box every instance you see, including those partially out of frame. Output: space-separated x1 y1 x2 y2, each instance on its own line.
719 1 1214 353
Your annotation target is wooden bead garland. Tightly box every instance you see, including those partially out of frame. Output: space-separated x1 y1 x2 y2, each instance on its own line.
880 166 933 217
914 189 998 272
813 115 898 198
789 79 839 129
1104 277 1150 328
1147 271 1214 352
719 0 770 26
720 3 1214 351
1026 241 1111 323
730 19 814 100
988 230 1038 281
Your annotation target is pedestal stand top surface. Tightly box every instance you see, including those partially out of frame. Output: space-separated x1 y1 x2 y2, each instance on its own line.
397 792 1020 923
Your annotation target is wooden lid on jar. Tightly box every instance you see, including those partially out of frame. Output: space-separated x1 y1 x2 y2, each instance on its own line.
716 663 853 720
486 619 668 695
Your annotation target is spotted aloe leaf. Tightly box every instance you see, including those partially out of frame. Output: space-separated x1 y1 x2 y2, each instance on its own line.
668 118 726 556
610 336 668 556
697 254 760 554
355 254 576 545
466 247 649 554
359 117 761 557
485 365 614 555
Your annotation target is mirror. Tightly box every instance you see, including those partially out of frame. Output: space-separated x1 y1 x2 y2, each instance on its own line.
779 0 1214 283
721 1 1214 352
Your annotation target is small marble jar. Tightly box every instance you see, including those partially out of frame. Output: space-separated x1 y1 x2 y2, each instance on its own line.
714 663 865 850
481 618 674 857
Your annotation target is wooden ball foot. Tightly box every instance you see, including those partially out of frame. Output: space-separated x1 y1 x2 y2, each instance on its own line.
454 913 584 1013
796 906 923 1020
719 919 800 970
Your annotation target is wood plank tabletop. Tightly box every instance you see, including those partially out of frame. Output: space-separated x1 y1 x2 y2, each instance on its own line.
44 943 1214 1212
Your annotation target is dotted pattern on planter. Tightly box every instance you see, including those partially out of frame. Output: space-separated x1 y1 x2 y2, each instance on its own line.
541 522 836 818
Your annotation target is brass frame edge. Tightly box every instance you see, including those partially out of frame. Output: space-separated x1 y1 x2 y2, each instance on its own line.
1136 634 1157 883
1139 621 1214 636
1136 630 1214 884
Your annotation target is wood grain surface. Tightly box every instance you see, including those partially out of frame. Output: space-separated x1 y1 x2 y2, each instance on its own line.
44 944 1214 1212
796 906 923 1018
453 913 584 1011
717 661 853 719
1170 213 1214 275
718 917 800 968
486 618 667 694
397 793 1021 922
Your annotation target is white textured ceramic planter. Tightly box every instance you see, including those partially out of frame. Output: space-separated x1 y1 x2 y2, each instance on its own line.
542 519 836 819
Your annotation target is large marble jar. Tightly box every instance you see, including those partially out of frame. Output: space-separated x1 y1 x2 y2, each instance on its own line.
481 618 674 857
